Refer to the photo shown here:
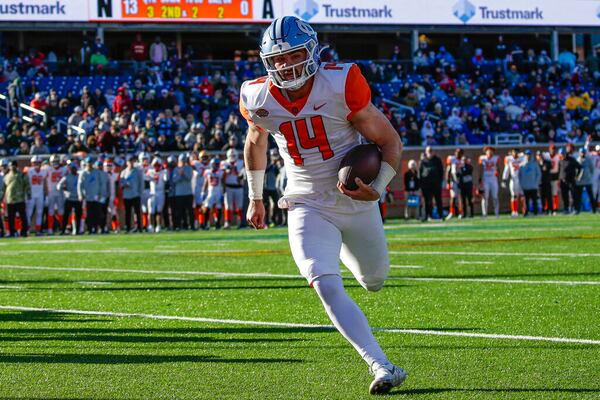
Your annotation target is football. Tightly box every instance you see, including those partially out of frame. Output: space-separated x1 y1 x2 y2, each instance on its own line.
337 144 382 191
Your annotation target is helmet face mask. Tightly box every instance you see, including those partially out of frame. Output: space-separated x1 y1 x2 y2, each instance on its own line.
260 17 320 91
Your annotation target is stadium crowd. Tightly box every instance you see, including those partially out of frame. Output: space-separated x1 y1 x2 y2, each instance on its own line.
0 35 599 236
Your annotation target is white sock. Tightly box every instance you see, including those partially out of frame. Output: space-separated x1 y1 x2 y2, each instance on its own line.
312 275 389 368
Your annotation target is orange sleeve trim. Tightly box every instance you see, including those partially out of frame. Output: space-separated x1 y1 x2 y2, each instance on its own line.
345 64 371 121
239 98 254 125
239 98 266 134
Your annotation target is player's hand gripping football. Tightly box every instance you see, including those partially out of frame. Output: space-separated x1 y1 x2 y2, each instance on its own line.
337 178 380 201
247 199 266 229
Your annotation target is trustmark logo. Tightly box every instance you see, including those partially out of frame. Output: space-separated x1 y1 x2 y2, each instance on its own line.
453 0 476 24
294 0 319 21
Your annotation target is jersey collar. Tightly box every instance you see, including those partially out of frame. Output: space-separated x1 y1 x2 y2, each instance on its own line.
268 78 314 117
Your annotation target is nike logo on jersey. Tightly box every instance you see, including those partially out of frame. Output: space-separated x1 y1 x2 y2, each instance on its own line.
313 103 326 111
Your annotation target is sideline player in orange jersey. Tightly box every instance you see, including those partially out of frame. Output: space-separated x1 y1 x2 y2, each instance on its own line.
241 16 406 394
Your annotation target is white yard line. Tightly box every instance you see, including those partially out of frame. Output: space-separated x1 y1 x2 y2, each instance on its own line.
387 277 600 286
524 257 561 261
76 281 113 285
390 265 424 269
0 265 597 286
390 251 600 258
0 285 22 289
456 261 495 265
0 305 597 346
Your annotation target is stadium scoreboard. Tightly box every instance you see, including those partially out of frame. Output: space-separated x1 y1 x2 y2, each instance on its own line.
120 0 253 22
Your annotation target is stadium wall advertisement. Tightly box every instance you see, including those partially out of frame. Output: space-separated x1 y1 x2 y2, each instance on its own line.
2 0 600 26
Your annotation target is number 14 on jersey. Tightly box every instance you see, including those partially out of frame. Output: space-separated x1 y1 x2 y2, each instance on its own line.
279 116 333 166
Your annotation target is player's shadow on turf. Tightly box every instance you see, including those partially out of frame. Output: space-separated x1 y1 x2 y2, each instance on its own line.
392 388 600 395
0 353 303 364
0 333 303 344
0 311 105 323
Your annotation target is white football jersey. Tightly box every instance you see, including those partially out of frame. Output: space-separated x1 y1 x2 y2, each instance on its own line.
590 151 600 177
45 166 66 196
27 167 47 198
107 171 119 200
148 168 167 194
446 155 462 182
479 155 499 180
223 159 244 186
549 153 560 174
193 162 209 195
204 169 224 195
240 63 371 202
502 155 524 181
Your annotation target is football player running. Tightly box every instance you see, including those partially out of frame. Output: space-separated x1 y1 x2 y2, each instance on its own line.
241 17 405 395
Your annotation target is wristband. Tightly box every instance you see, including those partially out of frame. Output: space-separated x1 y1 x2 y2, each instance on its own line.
247 170 265 200
371 161 396 196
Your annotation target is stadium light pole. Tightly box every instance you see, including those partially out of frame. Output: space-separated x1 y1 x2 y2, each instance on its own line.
551 30 559 61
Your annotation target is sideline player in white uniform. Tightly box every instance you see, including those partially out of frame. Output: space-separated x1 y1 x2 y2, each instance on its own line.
45 154 66 234
201 158 225 230
192 151 210 227
104 159 120 232
445 148 463 220
223 149 245 229
502 148 524 217
548 144 561 212
241 16 405 394
478 146 500 217
147 157 167 233
139 152 151 230
27 155 48 234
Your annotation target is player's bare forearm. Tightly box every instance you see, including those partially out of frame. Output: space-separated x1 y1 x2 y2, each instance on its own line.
350 103 402 172
244 125 268 171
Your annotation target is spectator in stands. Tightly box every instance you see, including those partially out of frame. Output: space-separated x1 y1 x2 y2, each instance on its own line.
68 136 89 154
207 129 225 151
29 92 47 111
0 135 8 156
150 36 167 68
558 49 577 72
90 50 109 74
29 134 49 155
68 106 84 127
16 141 30 156
130 33 148 72
93 36 108 57
471 48 485 68
574 148 597 214
419 146 444 221
112 87 133 114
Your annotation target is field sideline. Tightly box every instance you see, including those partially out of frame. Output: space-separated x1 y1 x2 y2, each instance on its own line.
0 215 599 399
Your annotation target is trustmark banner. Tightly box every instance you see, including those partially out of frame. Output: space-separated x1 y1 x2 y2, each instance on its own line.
281 0 600 26
2 0 600 26
0 0 88 21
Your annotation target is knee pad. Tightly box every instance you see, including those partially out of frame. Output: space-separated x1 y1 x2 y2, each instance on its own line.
358 275 386 292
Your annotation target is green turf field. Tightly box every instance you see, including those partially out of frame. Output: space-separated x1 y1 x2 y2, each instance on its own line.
0 215 599 399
